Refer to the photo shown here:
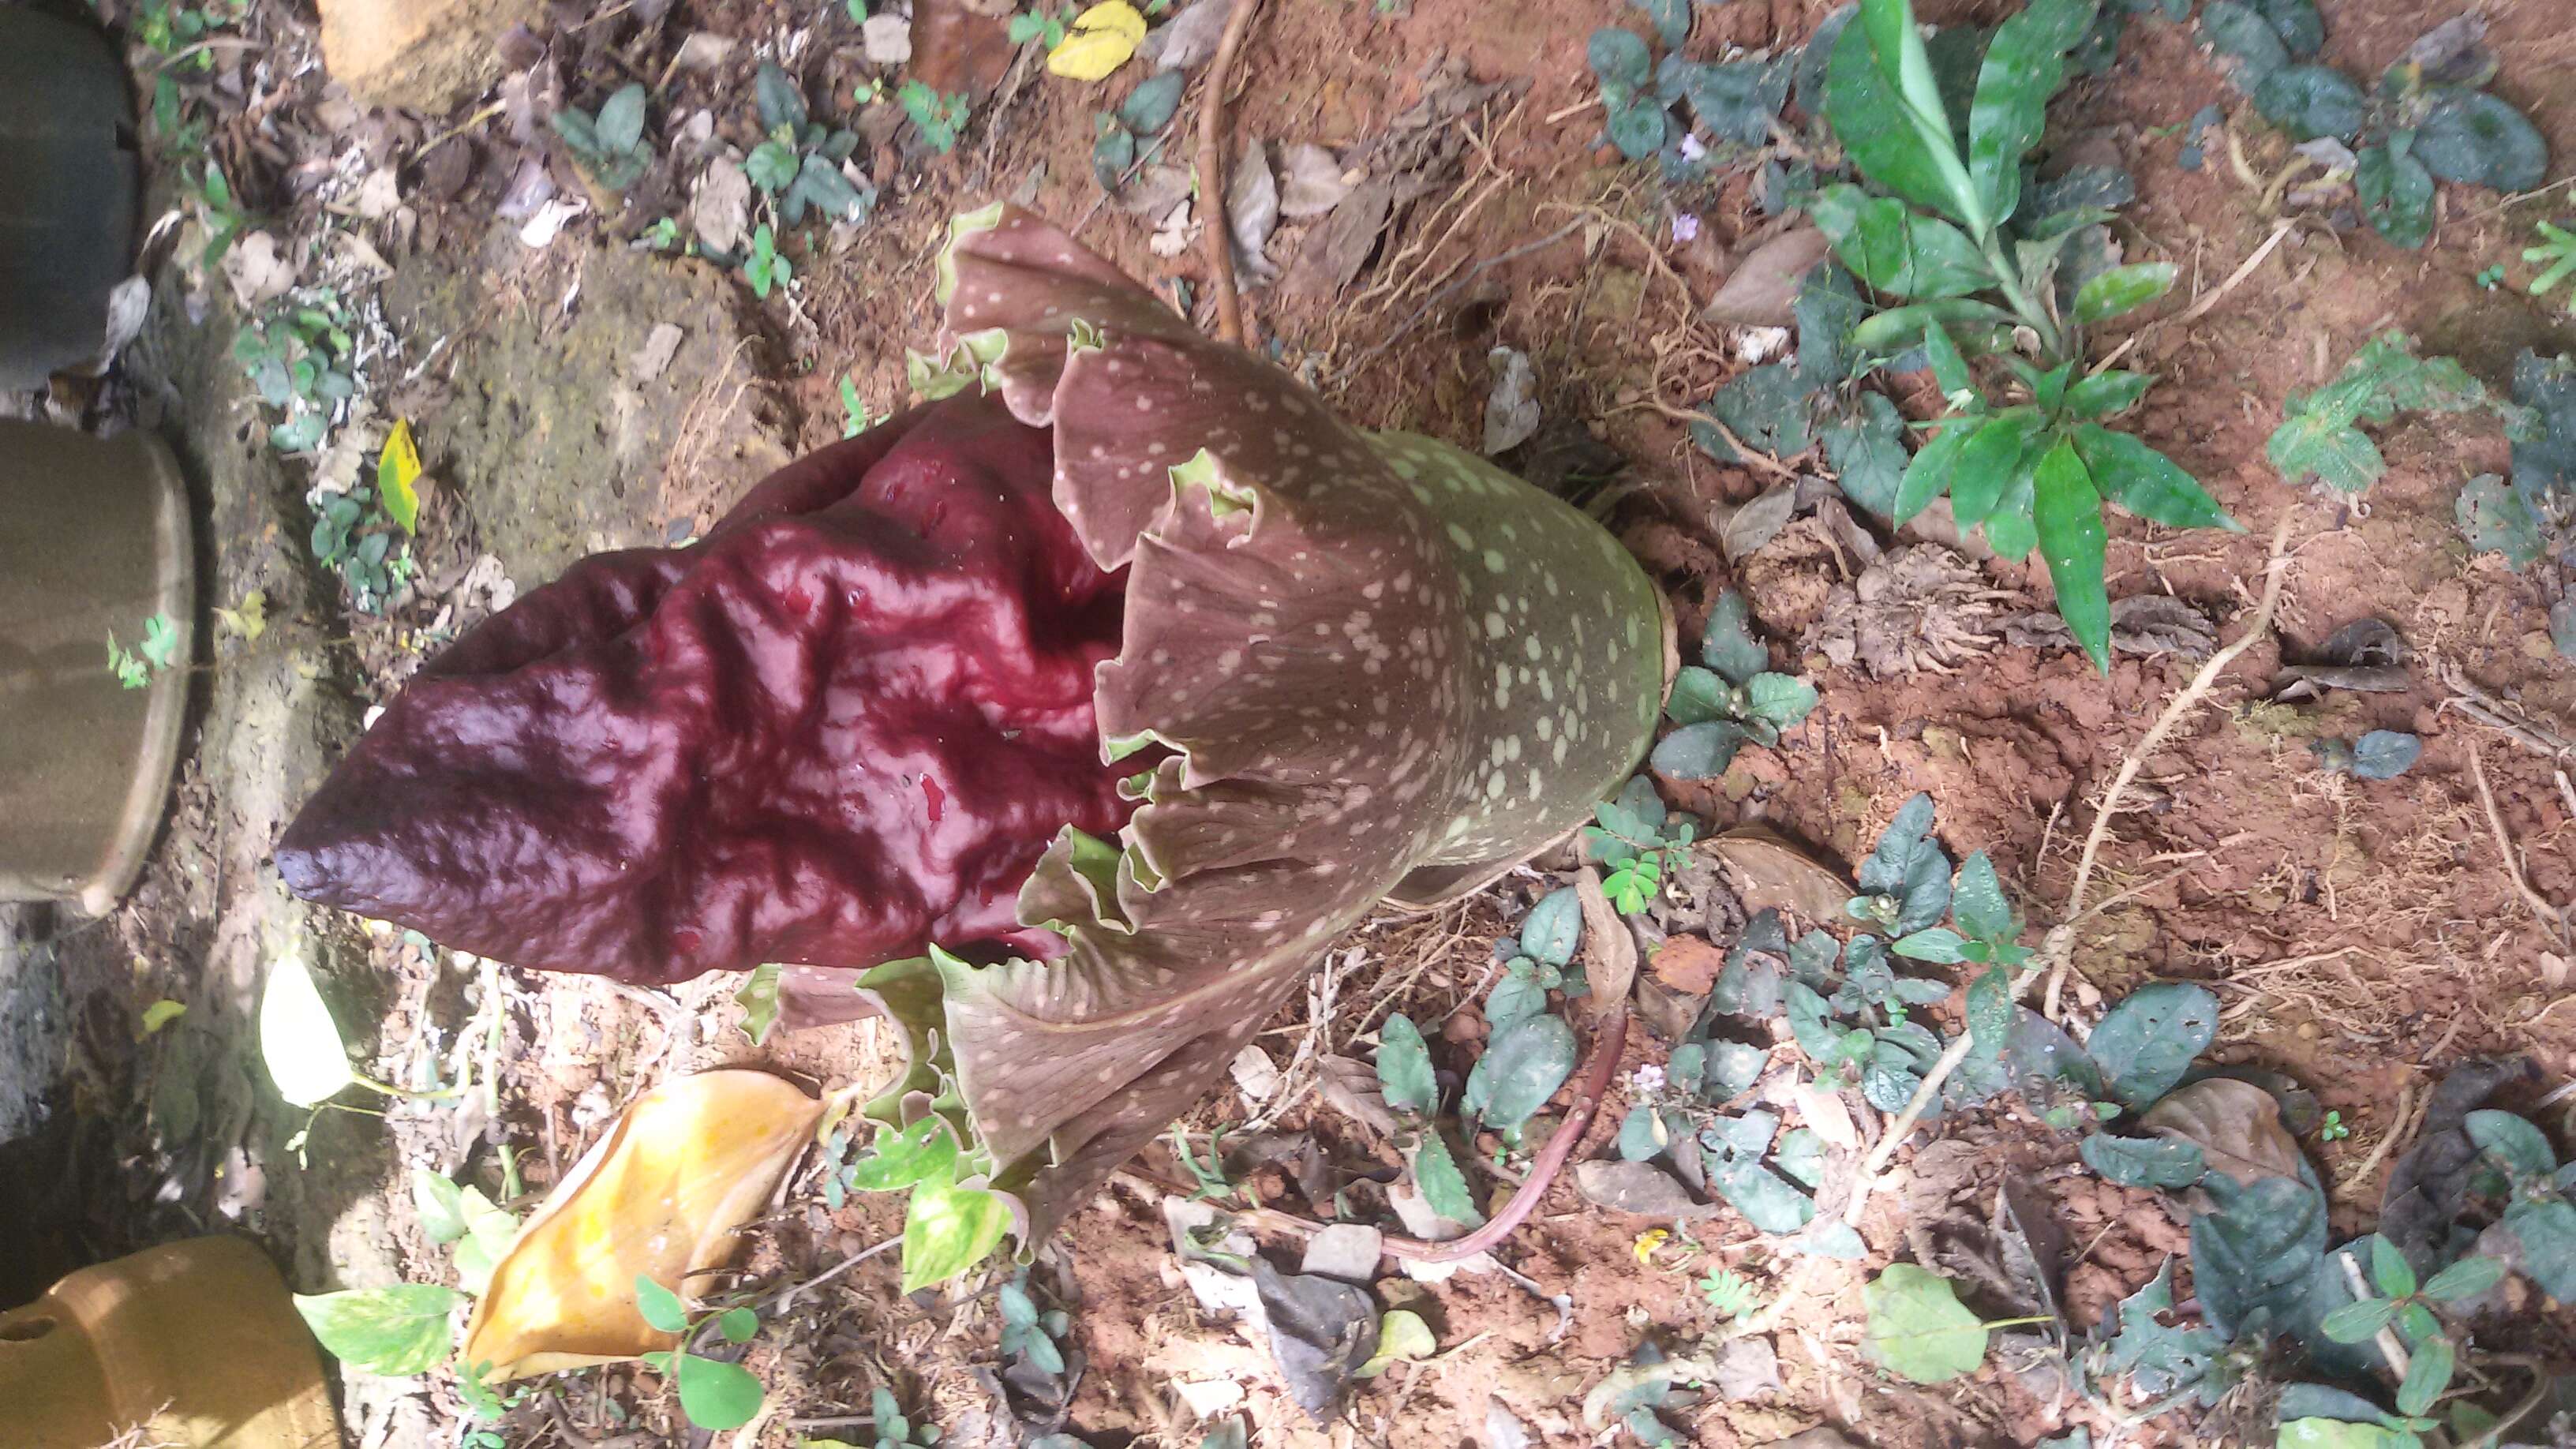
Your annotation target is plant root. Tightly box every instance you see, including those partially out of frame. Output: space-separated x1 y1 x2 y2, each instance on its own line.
1196 0 1265 346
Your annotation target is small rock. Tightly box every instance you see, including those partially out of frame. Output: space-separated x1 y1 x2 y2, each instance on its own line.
317 0 544 113
1172 1378 1246 1418
629 323 684 383
1484 1399 1535 1449
1713 1335 1783 1401
1574 1159 1720 1220
863 13 914 64
672 32 736 72
1298 1223 1384 1283
1144 0 1238 71
693 159 752 256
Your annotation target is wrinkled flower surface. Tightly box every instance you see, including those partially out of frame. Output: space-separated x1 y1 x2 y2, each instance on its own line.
278 395 1135 983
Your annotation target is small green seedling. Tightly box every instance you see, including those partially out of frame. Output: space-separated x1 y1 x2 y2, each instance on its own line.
1006 4 1077 47
2525 220 2576 312
189 160 246 265
1698 1267 1764 1321
866 1386 942 1449
841 374 882 437
1818 0 2243 672
746 225 792 299
2476 262 2508 290
635 1275 766 1432
748 63 874 227
550 84 653 192
2318 1109 2351 1142
2267 331 2499 494
2319 1238 2504 1418
1651 591 1817 781
309 485 412 612
998 1273 1071 1376
1585 777 1698 914
106 614 182 689
899 80 971 155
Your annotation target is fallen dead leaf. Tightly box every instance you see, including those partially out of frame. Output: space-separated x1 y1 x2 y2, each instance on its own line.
1702 225 1830 328
1576 871 1638 1018
222 230 297 309
1275 142 1350 218
1707 829 1852 924
2140 1078 2307 1186
1575 1159 1720 1219
1648 934 1727 994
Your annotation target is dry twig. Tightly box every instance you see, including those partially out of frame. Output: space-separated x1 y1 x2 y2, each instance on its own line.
1195 0 1265 346
2468 742 2571 946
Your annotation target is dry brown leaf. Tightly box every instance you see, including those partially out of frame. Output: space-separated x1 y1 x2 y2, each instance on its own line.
1574 1160 1720 1219
462 1069 825 1380
1649 935 1727 994
1702 225 1830 328
2139 1078 2305 1187
1706 829 1852 924
1576 870 1638 1019
1791 1079 1859 1151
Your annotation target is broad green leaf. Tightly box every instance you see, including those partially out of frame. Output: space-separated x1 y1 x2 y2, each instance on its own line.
1606 95 1672 159
1522 887 1585 967
2357 136 2436 250
1413 1126 1482 1225
1742 672 1818 731
1966 966 2013 1059
716 1306 758 1344
1651 721 1751 779
1984 463 2039 560
2277 1421 2420 1449
2072 262 2175 324
1710 1160 1816 1234
2464 1109 2557 1178
1375 1013 1437 1116
2420 1254 2505 1303
1863 1264 1988 1383
2413 88 2546 193
595 84 648 156
293 1285 465 1376
735 962 783 1045
675 1351 766 1430
1588 28 1653 89
412 1169 470 1246
2102 1260 2224 1398
2190 1172 2328 1337
2500 1198 2576 1300
1919 317 1974 396
1893 414 1977 524
2031 437 2111 673
2071 425 2239 532
2455 473 2545 567
259 955 354 1108
1950 852 2012 943
1825 3 1980 227
1809 186 1994 298
1664 665 1731 726
1618 1102 1668 1161
2252 64 2364 141
2395 1335 2453 1418
1700 590 1771 686
1795 260 1873 388
1965 0 2099 225
1863 1058 1926 1113
1691 363 1818 462
755 61 808 135
2087 983 2218 1110
747 138 800 194
2197 0 2288 85
1848 298 2017 355
1774 1127 1826 1188
1949 410 2042 528
2065 369 2154 419
635 1275 691 1333
1118 69 1185 133
900 1178 1013 1293
451 1189 519 1296
1357 1308 1437 1377
2317 1295 2399 1345
2080 1133 2207 1188
1821 392 1911 519
1856 793 1950 934
1473 1014 1578 1132
2370 1234 2417 1297
1891 927 1967 963
1669 54 1794 146
1485 963 1548 1035
850 1115 960 1193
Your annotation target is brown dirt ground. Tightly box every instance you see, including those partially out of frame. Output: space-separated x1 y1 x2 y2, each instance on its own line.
30 0 2576 1445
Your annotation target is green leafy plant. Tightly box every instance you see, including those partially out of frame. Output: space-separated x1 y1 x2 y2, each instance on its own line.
2527 220 2576 310
1698 1266 1764 1321
1091 71 1185 192
746 224 792 299
1651 591 1818 780
292 1163 519 1377
189 159 246 265
235 294 358 455
735 962 783 1044
1816 0 2241 671
2200 0 2545 250
309 484 412 612
2319 1237 2504 1418
2457 350 2576 660
2318 1109 2351 1142
840 374 882 437
748 63 875 227
105 614 182 689
2267 331 2500 494
550 84 653 192
998 1273 1071 1376
1585 777 1699 913
899 80 972 155
1007 3 1076 47
634 1275 766 1432
1585 22 1792 172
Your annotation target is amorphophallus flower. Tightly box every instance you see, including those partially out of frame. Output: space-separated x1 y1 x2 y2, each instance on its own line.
279 204 1668 1270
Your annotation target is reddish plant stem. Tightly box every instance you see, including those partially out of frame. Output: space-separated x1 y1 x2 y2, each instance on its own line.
1195 0 1264 346
1380 1007 1630 1263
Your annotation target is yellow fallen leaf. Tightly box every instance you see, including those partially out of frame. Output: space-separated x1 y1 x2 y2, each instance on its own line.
1046 1 1145 80
379 418 422 534
460 1070 823 1380
1632 1228 1668 1264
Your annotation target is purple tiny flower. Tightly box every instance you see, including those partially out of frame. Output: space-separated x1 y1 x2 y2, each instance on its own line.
1672 212 1702 244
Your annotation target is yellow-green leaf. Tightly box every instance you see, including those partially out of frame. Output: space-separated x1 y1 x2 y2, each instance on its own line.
736 962 783 1045
259 954 354 1107
379 418 422 534
140 998 188 1035
1046 1 1146 80
900 1177 1013 1293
